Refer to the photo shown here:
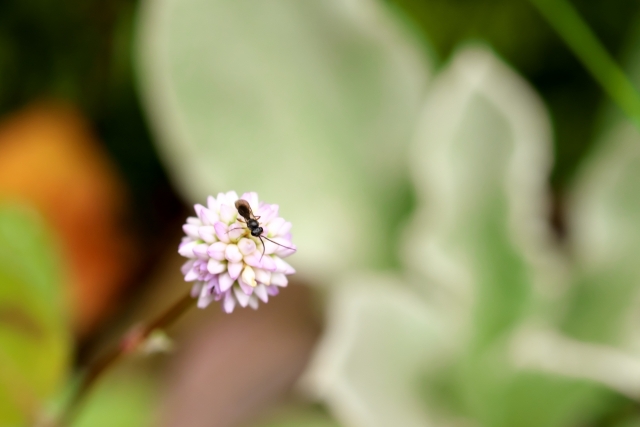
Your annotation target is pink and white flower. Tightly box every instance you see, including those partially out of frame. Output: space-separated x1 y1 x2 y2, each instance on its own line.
179 191 296 312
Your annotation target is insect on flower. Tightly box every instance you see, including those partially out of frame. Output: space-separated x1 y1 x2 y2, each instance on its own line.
179 191 296 312
233 199 296 259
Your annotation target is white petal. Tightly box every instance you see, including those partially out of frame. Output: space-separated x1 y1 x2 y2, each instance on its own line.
192 243 209 259
183 223 200 238
238 238 257 255
274 257 296 274
190 282 202 297
242 265 257 287
248 295 259 310
228 261 243 280
271 273 288 287
219 272 234 292
223 292 236 313
197 285 215 308
254 284 269 303
266 217 285 236
220 203 237 224
178 241 198 258
207 258 227 274
233 286 251 307
184 268 200 282
181 259 196 275
198 225 216 243
186 217 202 226
208 241 227 261
225 244 243 263
254 268 271 285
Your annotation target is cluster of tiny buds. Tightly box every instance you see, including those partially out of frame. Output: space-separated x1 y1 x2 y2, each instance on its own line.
178 191 296 313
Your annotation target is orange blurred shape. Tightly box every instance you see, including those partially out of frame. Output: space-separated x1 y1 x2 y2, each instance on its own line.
0 101 137 336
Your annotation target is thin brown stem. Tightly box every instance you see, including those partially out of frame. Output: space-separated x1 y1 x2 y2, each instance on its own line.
57 290 196 426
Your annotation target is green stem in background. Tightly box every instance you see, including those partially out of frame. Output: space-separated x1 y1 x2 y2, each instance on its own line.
56 290 196 427
529 0 640 131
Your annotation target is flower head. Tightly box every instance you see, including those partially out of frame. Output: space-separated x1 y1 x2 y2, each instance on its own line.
179 191 296 312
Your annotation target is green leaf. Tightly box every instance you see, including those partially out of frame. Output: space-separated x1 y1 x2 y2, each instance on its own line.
302 273 440 427
249 405 341 427
135 0 432 279
0 204 71 425
403 45 600 427
403 44 558 349
71 365 157 427
562 18 640 349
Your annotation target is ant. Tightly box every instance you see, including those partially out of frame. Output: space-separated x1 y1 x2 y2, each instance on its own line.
232 199 296 259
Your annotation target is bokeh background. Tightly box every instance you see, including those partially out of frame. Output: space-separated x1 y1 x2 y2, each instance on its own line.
3 0 640 426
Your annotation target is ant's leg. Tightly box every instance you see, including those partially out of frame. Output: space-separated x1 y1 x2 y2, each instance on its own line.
227 217 247 234
258 236 266 261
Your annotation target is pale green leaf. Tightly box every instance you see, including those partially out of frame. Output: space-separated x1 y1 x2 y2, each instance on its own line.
402 45 598 427
71 365 157 427
301 273 440 427
135 0 431 279
403 44 559 349
0 204 71 425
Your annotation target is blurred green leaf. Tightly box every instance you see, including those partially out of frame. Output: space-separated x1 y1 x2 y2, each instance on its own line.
71 365 156 427
0 204 70 425
402 45 604 427
249 405 341 427
302 273 440 427
135 0 432 279
404 44 559 347
562 17 640 349
563 113 640 346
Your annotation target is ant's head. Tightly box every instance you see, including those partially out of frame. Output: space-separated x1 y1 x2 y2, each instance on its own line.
250 226 263 237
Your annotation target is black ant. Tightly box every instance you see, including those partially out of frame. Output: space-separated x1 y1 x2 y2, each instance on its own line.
232 199 296 259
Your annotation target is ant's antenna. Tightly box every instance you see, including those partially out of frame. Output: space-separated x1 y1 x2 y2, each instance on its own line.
257 234 296 260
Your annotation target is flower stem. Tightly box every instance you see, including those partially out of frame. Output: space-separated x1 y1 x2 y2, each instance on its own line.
57 290 196 426
529 0 640 131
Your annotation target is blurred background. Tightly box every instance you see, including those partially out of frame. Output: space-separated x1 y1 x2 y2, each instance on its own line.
3 0 640 426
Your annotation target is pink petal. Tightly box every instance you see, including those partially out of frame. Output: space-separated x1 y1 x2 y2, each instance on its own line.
182 223 200 239
233 286 251 307
224 244 243 263
248 296 259 310
197 285 215 309
243 253 262 269
207 259 227 275
265 217 285 236
218 272 234 292
184 268 200 282
223 291 236 313
254 284 268 303
259 255 277 272
228 225 247 241
271 273 288 287
178 241 197 258
213 222 231 243
228 262 243 280
266 285 280 296
181 260 196 275
198 226 216 243
219 203 236 224
237 238 257 255
238 277 254 295
254 268 271 285
274 257 296 274
192 243 209 259
207 241 227 261
190 282 202 298
207 195 218 211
